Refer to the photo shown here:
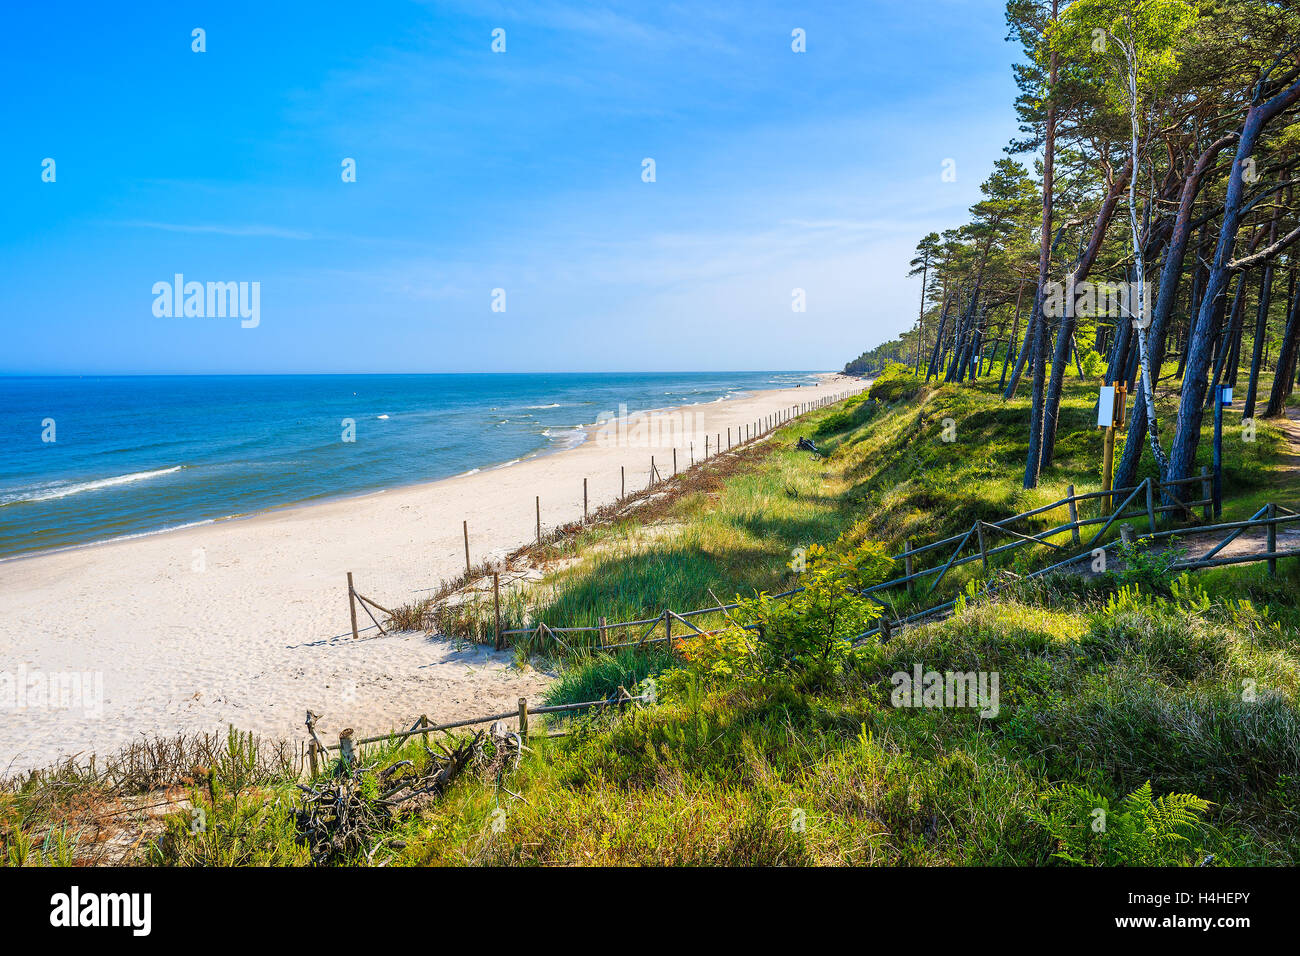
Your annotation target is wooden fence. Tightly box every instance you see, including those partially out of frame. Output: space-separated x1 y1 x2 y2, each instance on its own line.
306 690 650 775
342 385 868 640
311 473 1298 774
498 474 1299 652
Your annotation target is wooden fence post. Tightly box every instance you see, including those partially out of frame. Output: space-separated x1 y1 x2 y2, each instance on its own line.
664 609 672 648
536 496 541 544
650 456 656 486
463 520 471 576
308 740 319 777
598 615 607 650
904 539 914 579
727 427 731 449
1067 485 1081 547
346 571 360 640
975 522 989 574
705 435 710 457
583 478 588 522
518 697 529 742
1267 503 1278 575
420 715 430 749
621 465 625 500
493 571 503 650
339 728 356 767
673 449 677 475
1200 466 1211 522
1145 478 1157 533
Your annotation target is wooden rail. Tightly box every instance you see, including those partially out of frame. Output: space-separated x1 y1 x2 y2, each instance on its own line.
312 481 1296 773
307 691 651 775
500 472 1264 651
342 386 867 641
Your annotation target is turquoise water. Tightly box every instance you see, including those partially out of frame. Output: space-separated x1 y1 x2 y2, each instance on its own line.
0 372 819 558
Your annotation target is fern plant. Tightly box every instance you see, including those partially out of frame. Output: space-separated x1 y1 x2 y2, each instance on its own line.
1032 780 1211 865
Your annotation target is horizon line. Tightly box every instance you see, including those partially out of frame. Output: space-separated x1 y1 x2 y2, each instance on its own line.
0 368 841 378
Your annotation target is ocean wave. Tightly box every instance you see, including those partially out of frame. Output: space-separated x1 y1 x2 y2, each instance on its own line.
82 518 216 547
0 466 184 506
542 426 587 450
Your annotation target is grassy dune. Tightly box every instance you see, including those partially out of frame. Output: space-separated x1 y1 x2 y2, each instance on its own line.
5 372 1298 866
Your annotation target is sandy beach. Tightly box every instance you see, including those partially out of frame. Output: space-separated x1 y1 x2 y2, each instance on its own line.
0 373 864 773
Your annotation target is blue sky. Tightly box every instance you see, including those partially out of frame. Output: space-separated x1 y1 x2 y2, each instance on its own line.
0 1 1022 374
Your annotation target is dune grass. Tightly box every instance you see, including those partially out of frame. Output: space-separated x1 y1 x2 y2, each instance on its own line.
504 371 1289 650
389 561 1300 867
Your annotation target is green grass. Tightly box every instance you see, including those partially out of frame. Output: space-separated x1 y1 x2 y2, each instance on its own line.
390 562 1300 866
124 561 1300 867
502 369 1289 649
541 647 675 707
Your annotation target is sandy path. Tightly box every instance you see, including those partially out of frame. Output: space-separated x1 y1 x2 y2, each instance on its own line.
0 373 863 773
1170 402 1300 562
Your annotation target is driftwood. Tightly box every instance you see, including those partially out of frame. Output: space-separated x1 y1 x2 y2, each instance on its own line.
295 729 506 864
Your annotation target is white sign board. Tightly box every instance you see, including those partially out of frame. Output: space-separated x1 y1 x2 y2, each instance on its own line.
1097 386 1115 428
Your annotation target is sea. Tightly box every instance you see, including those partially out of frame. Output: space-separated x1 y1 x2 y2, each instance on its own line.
0 372 822 559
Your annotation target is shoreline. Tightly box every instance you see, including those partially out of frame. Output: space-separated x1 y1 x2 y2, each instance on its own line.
0 375 826 567
0 372 864 773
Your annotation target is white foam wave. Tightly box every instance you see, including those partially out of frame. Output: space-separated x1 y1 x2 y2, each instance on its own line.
1 466 184 505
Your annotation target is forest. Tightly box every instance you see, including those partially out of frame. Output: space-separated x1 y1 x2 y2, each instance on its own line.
851 0 1300 492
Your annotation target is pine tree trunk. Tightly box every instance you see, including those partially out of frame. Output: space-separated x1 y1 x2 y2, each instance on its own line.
1243 209 1282 418
1264 269 1300 418
1000 282 1025 387
925 292 954 381
1022 0 1058 489
1115 134 1235 490
1040 159 1131 467
1169 74 1300 489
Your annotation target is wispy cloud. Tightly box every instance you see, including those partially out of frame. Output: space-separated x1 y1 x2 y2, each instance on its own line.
113 221 316 240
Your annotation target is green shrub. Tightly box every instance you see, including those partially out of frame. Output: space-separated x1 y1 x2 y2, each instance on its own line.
1032 781 1212 866
668 541 892 691
1112 536 1186 593
868 363 925 403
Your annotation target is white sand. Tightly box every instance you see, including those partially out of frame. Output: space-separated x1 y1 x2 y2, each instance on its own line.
0 373 864 774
